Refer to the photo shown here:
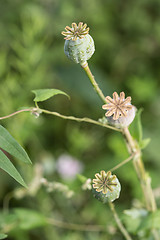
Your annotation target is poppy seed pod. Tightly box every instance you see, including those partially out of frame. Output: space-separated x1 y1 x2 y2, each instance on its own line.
92 171 121 203
107 106 136 129
62 22 95 65
102 92 136 128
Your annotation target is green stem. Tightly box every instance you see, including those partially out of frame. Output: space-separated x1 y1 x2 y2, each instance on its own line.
82 62 158 239
108 202 133 240
82 61 157 212
47 218 105 232
0 107 121 132
109 154 135 172
39 108 120 131
122 127 157 212
81 62 106 103
0 108 33 120
123 127 159 239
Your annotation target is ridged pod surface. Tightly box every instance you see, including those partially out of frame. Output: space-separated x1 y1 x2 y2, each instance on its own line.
107 106 136 129
92 177 121 203
64 34 95 65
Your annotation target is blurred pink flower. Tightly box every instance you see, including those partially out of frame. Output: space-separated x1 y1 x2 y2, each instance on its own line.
56 154 84 181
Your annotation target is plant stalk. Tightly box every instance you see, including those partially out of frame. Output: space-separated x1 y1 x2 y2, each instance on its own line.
82 62 158 239
81 62 106 103
122 127 157 212
0 108 33 120
82 62 157 212
0 108 120 132
108 202 133 240
122 128 159 240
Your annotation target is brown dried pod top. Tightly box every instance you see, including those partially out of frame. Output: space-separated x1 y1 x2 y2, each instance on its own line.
93 170 117 194
102 92 133 120
61 22 89 41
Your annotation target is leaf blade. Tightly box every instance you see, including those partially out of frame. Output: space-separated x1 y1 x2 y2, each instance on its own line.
0 125 31 164
129 108 143 143
13 208 47 230
32 89 70 102
139 138 151 149
138 210 160 231
0 234 8 240
0 150 27 187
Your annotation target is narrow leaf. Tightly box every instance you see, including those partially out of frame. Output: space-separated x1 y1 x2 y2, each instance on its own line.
0 125 31 164
140 138 151 149
0 150 27 187
77 174 87 183
32 89 70 102
129 109 143 143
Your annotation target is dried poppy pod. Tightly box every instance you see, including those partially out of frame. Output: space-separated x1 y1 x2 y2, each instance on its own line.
92 170 121 203
61 22 95 65
102 92 136 128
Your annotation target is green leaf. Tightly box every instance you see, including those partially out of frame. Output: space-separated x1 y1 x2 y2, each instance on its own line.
138 210 160 231
0 125 31 164
0 234 8 240
0 150 27 187
0 211 18 230
32 89 70 102
139 138 151 149
77 174 87 183
13 208 47 230
123 208 148 234
129 110 151 150
129 109 143 143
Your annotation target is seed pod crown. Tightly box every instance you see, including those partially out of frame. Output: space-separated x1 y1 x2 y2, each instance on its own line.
92 170 121 203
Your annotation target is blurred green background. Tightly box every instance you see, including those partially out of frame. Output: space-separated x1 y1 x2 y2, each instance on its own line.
0 0 160 239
